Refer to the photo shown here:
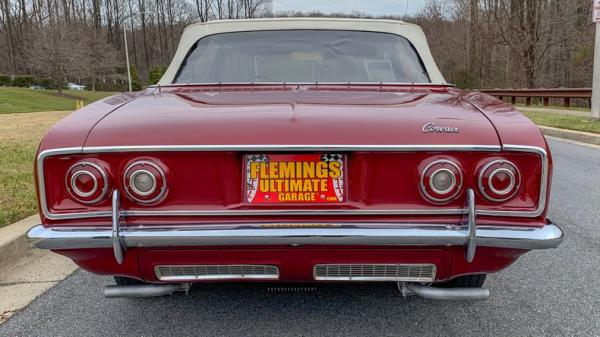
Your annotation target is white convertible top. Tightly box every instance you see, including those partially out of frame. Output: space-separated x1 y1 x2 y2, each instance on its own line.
159 17 447 85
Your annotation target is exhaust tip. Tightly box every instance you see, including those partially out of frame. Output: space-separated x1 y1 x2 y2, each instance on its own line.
403 283 489 301
104 283 189 298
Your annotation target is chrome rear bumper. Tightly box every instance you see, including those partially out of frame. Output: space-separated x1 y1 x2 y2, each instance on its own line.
27 221 563 251
28 189 563 264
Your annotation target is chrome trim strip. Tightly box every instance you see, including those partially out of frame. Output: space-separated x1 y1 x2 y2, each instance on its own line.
81 144 502 153
121 208 467 217
36 143 547 220
150 82 447 88
27 221 564 251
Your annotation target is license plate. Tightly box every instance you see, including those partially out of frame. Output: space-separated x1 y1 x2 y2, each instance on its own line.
245 154 345 204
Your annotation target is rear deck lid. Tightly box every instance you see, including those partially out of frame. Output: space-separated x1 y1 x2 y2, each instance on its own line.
83 87 500 147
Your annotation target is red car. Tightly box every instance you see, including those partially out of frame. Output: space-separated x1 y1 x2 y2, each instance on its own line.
28 18 563 300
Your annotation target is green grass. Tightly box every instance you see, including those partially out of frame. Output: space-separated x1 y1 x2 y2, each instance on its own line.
515 103 590 112
0 87 115 113
0 143 40 226
0 111 70 227
0 87 115 226
522 110 600 134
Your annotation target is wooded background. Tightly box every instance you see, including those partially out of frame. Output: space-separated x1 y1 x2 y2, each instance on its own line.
0 0 594 90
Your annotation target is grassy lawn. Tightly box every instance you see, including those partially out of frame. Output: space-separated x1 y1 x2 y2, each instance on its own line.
0 87 115 113
515 103 591 112
0 111 70 227
522 110 600 134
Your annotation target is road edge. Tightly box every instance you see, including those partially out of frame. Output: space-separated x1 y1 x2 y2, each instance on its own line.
539 125 600 146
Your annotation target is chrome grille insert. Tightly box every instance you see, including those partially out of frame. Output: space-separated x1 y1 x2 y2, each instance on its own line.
155 264 279 281
313 264 436 282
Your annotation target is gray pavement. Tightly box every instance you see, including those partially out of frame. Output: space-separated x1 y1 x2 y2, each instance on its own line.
1 139 599 337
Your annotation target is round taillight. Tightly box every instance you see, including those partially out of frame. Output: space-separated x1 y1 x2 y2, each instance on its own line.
66 162 109 204
123 160 167 204
420 160 463 204
478 160 520 202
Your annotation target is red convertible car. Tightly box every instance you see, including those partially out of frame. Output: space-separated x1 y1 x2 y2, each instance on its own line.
28 18 563 300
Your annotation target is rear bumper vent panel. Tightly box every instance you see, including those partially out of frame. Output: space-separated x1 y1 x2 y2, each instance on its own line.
313 264 436 282
155 264 279 281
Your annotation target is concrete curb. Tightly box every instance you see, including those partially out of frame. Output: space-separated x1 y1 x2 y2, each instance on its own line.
0 215 77 325
0 215 39 271
538 125 600 146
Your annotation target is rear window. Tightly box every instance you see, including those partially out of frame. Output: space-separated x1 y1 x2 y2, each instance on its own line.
174 30 430 84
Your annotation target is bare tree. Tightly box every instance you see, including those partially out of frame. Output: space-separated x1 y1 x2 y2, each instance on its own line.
26 22 91 92
0 0 591 91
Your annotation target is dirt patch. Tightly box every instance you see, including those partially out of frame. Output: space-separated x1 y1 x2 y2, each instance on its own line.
0 111 71 144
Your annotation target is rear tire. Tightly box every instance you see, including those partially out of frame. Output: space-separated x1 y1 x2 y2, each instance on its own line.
114 276 147 286
437 274 487 288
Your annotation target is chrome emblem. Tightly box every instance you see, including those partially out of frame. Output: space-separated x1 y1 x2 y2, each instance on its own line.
422 123 460 134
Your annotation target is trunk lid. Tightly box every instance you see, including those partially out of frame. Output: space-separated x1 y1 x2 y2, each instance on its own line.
83 86 500 147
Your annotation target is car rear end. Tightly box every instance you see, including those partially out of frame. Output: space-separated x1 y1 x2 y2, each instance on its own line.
27 18 563 300
28 142 562 298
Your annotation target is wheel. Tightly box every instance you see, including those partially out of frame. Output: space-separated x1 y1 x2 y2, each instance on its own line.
436 274 487 288
114 276 147 286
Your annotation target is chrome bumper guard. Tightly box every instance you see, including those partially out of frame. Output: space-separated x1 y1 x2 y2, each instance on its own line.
27 190 564 264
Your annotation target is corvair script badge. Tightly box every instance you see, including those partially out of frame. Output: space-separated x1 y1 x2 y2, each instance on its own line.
422 123 460 134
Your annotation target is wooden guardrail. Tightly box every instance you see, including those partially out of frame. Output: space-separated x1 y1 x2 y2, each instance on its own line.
477 88 592 108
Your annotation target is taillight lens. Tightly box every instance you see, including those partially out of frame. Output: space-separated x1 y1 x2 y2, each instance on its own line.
65 161 109 204
420 159 463 204
123 160 167 204
478 160 520 202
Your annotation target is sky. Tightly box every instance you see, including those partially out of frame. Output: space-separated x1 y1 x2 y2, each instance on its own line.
272 0 429 17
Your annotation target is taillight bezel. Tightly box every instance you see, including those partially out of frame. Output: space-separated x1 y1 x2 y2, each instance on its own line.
478 159 521 202
123 160 168 205
65 161 110 204
419 159 464 204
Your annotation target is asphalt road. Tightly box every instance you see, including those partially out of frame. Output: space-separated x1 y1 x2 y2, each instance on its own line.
1 138 599 337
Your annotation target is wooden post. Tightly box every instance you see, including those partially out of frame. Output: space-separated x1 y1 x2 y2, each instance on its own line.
526 97 531 106
511 97 516 105
564 97 571 108
543 97 549 106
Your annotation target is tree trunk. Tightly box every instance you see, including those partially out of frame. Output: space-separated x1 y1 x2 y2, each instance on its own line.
468 0 479 87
